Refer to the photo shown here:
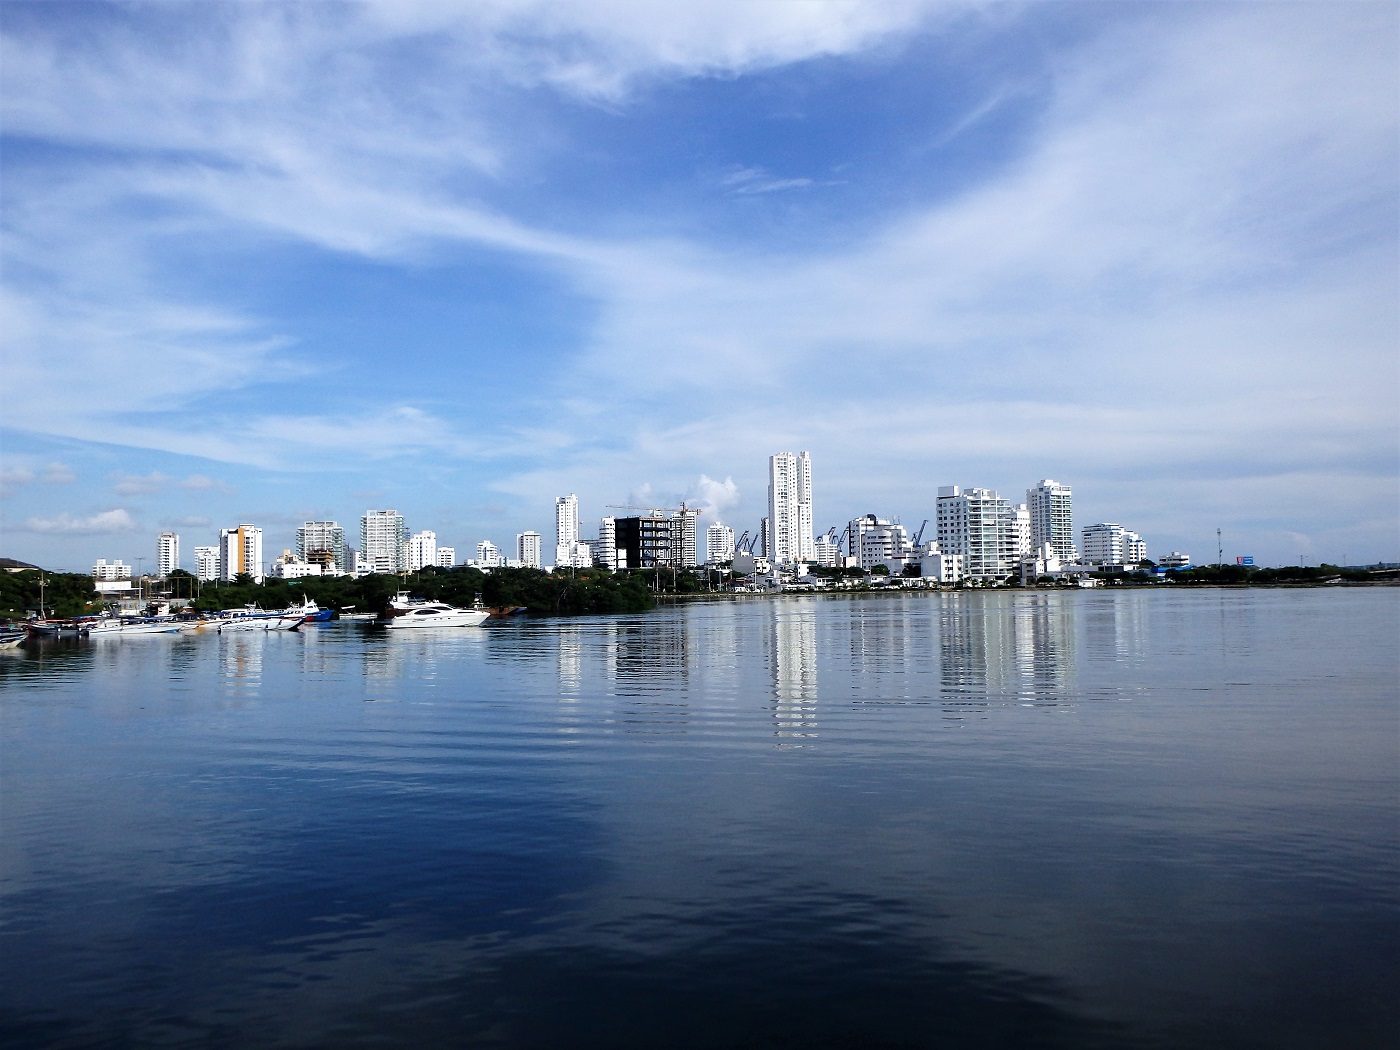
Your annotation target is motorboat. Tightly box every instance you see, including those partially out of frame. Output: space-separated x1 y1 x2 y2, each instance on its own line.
384 602 490 629
88 617 184 637
280 596 331 622
212 605 305 632
218 613 304 632
0 627 27 649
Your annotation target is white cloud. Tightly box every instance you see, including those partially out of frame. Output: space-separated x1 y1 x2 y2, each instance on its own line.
112 472 171 496
40 462 76 484
22 509 138 535
686 475 741 518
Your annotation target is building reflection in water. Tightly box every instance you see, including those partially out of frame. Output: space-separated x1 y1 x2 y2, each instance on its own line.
604 619 690 733
937 593 1078 717
219 633 263 692
771 601 818 740
556 624 582 699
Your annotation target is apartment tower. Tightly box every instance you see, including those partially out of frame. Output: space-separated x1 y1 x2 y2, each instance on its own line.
767 451 814 565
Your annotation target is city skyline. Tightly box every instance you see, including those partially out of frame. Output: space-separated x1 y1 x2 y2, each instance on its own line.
2 3 1395 571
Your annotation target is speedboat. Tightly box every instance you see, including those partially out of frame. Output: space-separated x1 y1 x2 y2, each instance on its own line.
0 627 26 649
213 605 305 632
384 602 490 629
88 617 183 637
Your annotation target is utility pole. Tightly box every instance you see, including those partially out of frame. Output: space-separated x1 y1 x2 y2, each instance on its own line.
1216 528 1222 569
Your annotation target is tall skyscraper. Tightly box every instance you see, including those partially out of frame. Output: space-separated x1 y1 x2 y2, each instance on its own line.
555 494 580 568
706 522 735 564
767 451 814 564
218 523 264 582
1027 480 1077 564
360 510 408 574
297 521 347 573
517 530 542 569
156 531 179 576
408 530 437 571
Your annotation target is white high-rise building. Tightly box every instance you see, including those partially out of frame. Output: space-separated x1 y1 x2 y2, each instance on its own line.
936 487 1019 580
849 514 911 571
297 521 347 573
1124 532 1147 567
1082 523 1127 566
598 517 619 570
1010 504 1032 561
517 530 542 569
706 522 735 564
812 531 841 567
476 540 502 567
156 532 179 576
219 523 264 582
555 494 580 568
408 530 437 571
767 452 814 564
435 547 456 568
671 508 700 568
360 510 408 574
1027 480 1077 564
193 546 220 582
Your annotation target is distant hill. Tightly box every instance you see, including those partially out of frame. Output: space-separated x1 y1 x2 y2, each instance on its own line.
1 558 43 572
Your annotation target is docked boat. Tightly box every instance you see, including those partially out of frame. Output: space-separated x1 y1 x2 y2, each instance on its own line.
211 605 305 632
280 596 331 622
0 627 27 649
384 602 490 629
88 617 184 637
25 619 90 637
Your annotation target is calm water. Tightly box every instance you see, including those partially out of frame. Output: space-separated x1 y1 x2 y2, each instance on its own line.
1 588 1396 1049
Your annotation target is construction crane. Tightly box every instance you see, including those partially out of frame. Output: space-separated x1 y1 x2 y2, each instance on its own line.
604 501 703 518
912 519 929 547
734 530 752 555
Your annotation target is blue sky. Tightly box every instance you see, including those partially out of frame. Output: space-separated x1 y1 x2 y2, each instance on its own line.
2 1 1396 571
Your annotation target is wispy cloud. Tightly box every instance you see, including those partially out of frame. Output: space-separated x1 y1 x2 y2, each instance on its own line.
22 509 138 535
721 166 815 195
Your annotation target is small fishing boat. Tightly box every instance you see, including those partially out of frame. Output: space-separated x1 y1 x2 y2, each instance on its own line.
0 627 27 649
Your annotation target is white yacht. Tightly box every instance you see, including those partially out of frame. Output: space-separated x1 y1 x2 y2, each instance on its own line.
384 602 490 629
88 617 184 637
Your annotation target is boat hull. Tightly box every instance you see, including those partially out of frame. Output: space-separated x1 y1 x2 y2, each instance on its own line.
385 610 490 629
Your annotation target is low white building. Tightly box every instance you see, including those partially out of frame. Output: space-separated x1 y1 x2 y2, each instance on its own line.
476 540 503 568
92 559 131 580
913 543 964 584
269 550 324 579
1159 551 1192 569
436 547 456 568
